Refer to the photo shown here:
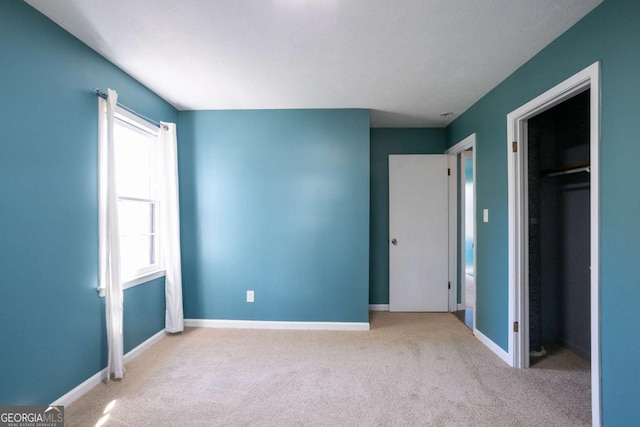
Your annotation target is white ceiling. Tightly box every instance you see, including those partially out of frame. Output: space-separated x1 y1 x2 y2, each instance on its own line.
26 0 601 127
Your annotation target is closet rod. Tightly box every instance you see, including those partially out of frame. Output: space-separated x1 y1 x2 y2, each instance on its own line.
545 166 590 177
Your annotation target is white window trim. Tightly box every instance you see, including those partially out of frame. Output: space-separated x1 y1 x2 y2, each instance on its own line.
123 269 166 290
115 106 159 137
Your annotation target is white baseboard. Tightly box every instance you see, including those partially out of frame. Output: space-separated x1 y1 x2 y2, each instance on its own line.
184 318 370 331
474 328 511 366
123 329 166 364
369 304 389 311
51 329 166 407
50 367 105 408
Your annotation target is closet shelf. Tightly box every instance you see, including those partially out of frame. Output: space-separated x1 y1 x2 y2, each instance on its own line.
541 161 590 177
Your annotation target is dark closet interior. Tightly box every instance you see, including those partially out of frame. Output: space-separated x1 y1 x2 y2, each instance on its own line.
528 90 591 361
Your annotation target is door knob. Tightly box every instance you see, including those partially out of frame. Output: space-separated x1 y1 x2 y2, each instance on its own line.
391 238 398 246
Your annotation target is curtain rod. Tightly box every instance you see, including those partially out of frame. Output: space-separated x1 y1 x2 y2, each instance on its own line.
95 89 168 130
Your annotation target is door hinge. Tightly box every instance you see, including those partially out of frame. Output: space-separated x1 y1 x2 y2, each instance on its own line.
447 168 450 176
513 321 519 332
448 282 451 289
512 141 518 153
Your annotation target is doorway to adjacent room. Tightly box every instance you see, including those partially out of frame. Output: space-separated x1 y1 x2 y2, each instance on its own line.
460 149 474 329
446 134 476 330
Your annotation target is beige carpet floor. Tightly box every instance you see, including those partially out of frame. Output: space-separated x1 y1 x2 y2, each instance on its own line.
66 312 591 426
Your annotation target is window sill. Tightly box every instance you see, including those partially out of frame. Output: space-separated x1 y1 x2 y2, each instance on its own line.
97 270 165 297
123 270 166 290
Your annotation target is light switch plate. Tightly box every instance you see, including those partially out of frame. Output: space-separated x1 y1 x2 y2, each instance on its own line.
483 209 489 223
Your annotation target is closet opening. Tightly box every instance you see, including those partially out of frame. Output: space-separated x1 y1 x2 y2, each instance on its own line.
507 62 600 424
527 89 591 367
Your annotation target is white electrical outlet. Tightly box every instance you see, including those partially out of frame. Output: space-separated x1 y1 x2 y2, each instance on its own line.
246 290 254 303
483 209 489 223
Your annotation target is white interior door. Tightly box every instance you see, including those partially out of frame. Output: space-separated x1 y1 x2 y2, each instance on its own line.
389 154 449 312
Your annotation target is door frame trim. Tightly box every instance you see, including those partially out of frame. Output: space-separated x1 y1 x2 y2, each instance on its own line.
506 61 601 426
446 133 476 314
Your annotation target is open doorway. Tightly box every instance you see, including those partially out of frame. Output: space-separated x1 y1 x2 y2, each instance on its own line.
527 91 591 364
446 134 475 330
458 149 475 329
507 62 600 425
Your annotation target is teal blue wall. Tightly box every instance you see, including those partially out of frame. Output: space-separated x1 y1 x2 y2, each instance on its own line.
446 0 639 423
178 109 370 322
0 2 174 405
123 278 166 353
369 128 446 304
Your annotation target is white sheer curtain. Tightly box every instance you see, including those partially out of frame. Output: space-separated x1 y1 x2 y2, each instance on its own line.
99 88 125 379
159 122 184 333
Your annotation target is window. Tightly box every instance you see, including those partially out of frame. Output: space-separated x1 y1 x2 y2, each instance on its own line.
99 88 183 343
112 109 164 287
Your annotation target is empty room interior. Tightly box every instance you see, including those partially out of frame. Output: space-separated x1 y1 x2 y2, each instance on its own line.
1 0 638 426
